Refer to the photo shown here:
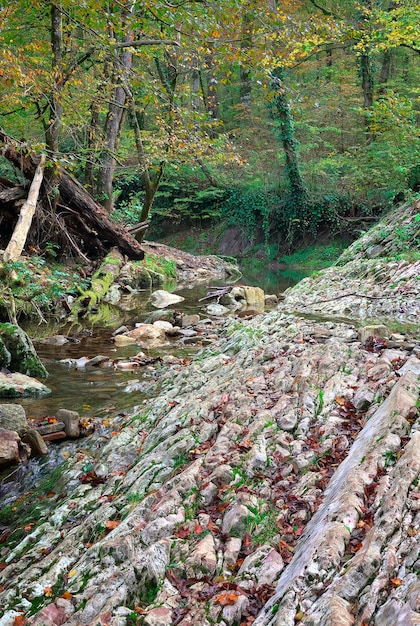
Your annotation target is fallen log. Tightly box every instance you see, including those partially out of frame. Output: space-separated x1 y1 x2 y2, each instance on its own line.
72 247 125 316
4 155 46 261
0 131 145 260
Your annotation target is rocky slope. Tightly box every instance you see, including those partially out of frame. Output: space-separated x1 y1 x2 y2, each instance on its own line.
0 202 420 626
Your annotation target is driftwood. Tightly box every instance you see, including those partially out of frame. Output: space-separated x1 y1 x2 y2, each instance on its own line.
4 155 46 261
0 131 144 261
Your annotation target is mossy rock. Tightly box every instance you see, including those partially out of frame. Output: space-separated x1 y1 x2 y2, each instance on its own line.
119 263 164 290
0 337 11 369
0 323 48 379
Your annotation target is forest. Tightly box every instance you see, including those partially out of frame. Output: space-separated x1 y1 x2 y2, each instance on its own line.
0 0 419 263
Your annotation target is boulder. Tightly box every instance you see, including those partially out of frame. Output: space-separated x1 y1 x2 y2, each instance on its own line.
128 324 167 344
0 403 28 435
150 290 185 309
144 310 176 324
22 429 48 456
225 285 265 312
56 409 80 438
113 334 137 347
119 262 164 290
0 371 51 398
0 323 48 378
0 427 30 466
206 303 230 316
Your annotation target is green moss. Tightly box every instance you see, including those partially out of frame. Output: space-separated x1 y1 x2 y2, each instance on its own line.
0 323 48 378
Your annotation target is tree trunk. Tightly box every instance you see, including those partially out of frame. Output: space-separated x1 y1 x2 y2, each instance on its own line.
270 67 307 202
43 2 63 210
378 49 392 90
240 11 252 110
205 48 219 134
128 99 164 241
4 156 46 261
85 99 100 193
96 3 135 213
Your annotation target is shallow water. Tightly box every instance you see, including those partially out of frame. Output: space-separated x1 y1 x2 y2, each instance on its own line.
0 269 305 495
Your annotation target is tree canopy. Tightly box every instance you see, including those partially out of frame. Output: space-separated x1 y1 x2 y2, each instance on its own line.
0 0 419 252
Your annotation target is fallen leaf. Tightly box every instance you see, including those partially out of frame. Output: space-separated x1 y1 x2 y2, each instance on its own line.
214 591 239 606
44 586 53 597
175 525 191 539
12 616 29 626
105 520 121 530
194 523 203 535
391 577 403 587
62 591 72 600
67 569 77 578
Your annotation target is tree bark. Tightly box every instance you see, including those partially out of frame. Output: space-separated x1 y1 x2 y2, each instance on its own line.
43 2 63 210
270 67 307 202
96 2 135 213
4 156 46 262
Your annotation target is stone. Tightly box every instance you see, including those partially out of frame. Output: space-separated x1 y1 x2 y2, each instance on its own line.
29 598 74 626
222 594 249 626
352 386 375 411
222 503 251 535
358 325 388 344
85 355 110 367
128 324 167 347
178 329 198 338
21 429 48 456
153 320 174 333
150 290 185 309
180 314 200 327
0 371 51 398
229 285 265 312
264 294 278 305
37 335 69 345
56 409 80 438
42 431 67 441
143 607 173 626
238 546 284 588
144 310 176 324
119 262 165 290
224 538 242 569
0 403 28 435
0 322 48 378
0 427 30 466
36 421 66 435
206 304 230 316
186 533 217 578
113 334 137 347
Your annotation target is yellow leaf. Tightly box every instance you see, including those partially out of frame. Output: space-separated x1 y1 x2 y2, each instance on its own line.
67 569 77 578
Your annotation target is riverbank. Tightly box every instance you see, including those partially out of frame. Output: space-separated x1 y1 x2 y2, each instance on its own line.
0 200 419 626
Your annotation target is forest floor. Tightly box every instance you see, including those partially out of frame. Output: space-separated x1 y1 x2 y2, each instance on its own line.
0 200 419 626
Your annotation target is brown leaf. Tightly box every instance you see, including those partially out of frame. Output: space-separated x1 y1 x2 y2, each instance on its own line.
175 525 191 539
214 591 240 606
105 520 121 530
12 616 29 626
43 586 53 597
391 577 403 587
62 591 73 600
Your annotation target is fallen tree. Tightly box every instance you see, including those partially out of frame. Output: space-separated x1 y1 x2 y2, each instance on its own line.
0 130 145 261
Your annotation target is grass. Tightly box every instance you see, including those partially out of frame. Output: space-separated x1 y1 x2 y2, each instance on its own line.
278 241 348 272
143 253 178 279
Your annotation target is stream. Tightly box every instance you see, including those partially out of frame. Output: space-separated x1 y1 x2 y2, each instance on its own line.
0 267 304 501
